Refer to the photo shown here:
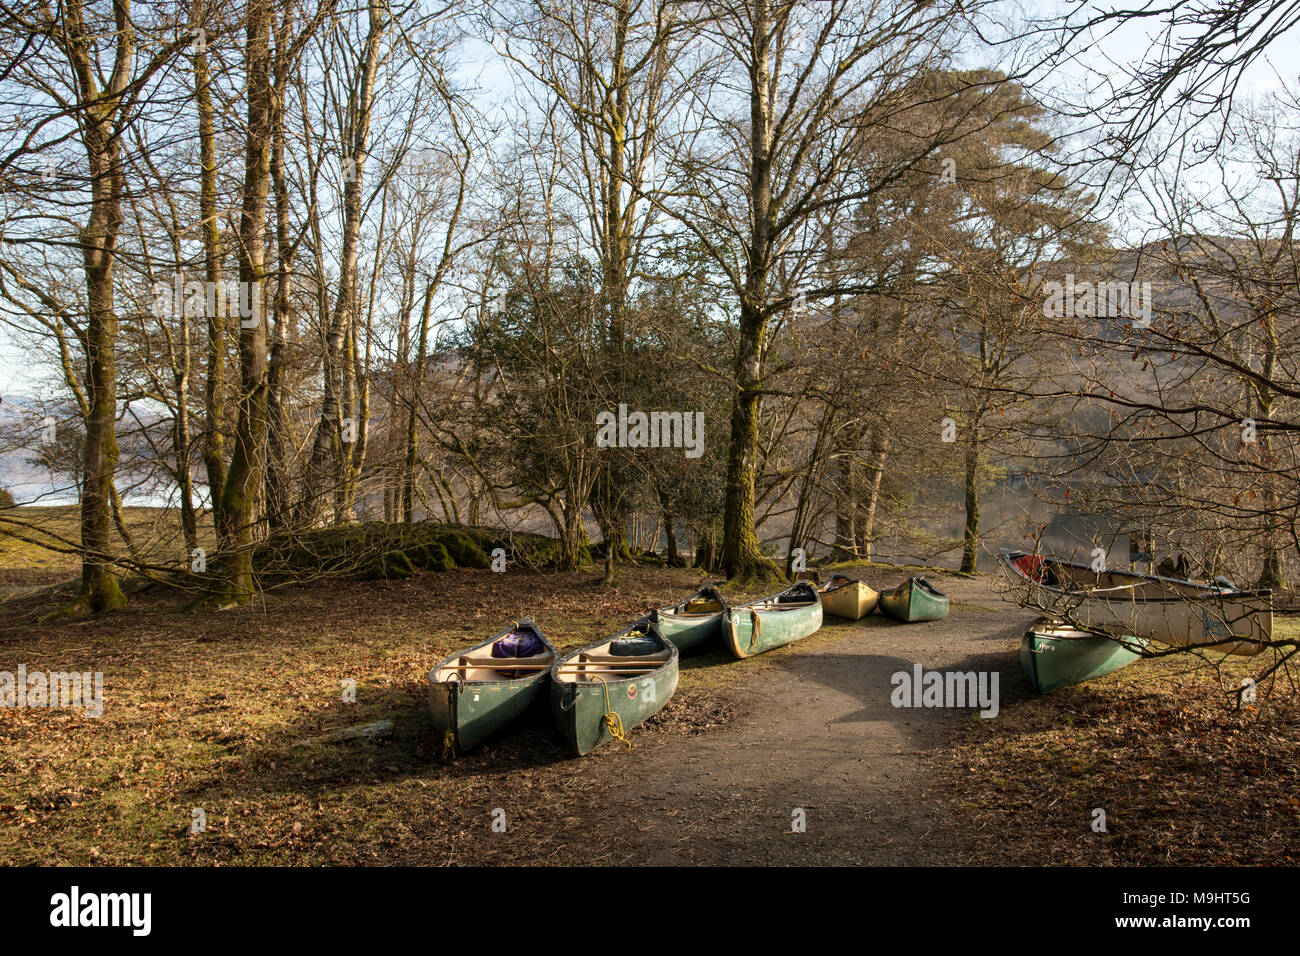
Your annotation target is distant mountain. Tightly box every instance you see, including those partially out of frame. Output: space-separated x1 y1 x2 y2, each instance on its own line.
0 394 187 507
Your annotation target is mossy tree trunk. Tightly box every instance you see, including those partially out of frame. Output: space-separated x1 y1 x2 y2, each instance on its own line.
195 12 230 546
60 0 145 615
721 3 779 584
214 0 273 604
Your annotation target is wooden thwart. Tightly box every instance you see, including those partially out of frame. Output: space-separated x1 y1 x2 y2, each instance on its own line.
577 656 671 665
444 661 554 670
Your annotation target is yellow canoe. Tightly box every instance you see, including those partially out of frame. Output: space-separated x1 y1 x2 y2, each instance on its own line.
818 575 880 620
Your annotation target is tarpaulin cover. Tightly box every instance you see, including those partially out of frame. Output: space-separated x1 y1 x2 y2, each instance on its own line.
609 632 661 657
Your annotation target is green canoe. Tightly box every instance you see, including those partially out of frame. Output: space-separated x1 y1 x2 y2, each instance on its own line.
428 619 558 756
878 576 950 622
550 618 679 756
651 584 729 655
1021 620 1147 693
722 582 823 659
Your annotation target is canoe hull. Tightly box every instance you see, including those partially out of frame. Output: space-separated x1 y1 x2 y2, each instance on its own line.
820 580 879 620
428 678 548 753
550 665 679 756
1021 622 1147 693
723 586 823 659
549 621 679 756
879 577 950 622
427 620 556 754
1001 550 1270 656
654 610 725 655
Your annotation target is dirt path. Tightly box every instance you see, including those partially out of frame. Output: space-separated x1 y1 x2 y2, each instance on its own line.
475 572 1045 865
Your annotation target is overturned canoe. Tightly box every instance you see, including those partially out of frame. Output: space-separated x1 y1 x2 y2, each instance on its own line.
722 582 823 659
879 576 950 622
1000 549 1270 656
549 619 678 756
1021 619 1147 693
818 574 880 620
651 584 729 655
428 619 557 756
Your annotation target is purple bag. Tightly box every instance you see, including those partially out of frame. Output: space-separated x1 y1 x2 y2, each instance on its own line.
490 629 545 679
492 630 545 659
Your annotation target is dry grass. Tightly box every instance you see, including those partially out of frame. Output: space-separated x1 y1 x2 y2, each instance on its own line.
3 519 1297 866
932 640 1300 865
0 507 216 596
0 564 802 865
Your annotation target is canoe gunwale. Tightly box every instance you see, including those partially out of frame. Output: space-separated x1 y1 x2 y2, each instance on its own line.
913 576 947 599
427 618 558 755
428 618 558 686
878 575 950 622
1025 620 1148 653
1021 617 1149 692
818 576 880 619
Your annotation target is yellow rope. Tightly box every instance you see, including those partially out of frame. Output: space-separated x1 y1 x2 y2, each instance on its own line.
442 729 456 760
592 676 631 751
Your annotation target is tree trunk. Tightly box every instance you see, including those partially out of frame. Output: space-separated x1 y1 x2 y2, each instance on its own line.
214 0 273 604
721 323 768 579
560 501 589 572
78 249 127 612
602 535 615 584
722 2 776 582
833 448 859 560
195 14 229 544
173 325 198 556
1255 316 1284 590
301 0 385 527
265 8 294 533
404 279 434 522
694 528 719 572
857 432 888 562
61 0 135 614
663 511 680 566
961 436 980 573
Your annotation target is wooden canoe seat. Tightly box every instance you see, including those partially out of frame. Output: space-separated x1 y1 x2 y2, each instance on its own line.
436 652 555 682
555 640 669 683
577 653 669 665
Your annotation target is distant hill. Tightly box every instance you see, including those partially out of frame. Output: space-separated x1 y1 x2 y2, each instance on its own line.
0 394 186 507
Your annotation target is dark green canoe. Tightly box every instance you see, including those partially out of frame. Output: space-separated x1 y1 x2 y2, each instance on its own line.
1021 620 1147 693
549 618 679 757
428 619 557 756
722 582 823 659
878 576 950 622
651 584 729 655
